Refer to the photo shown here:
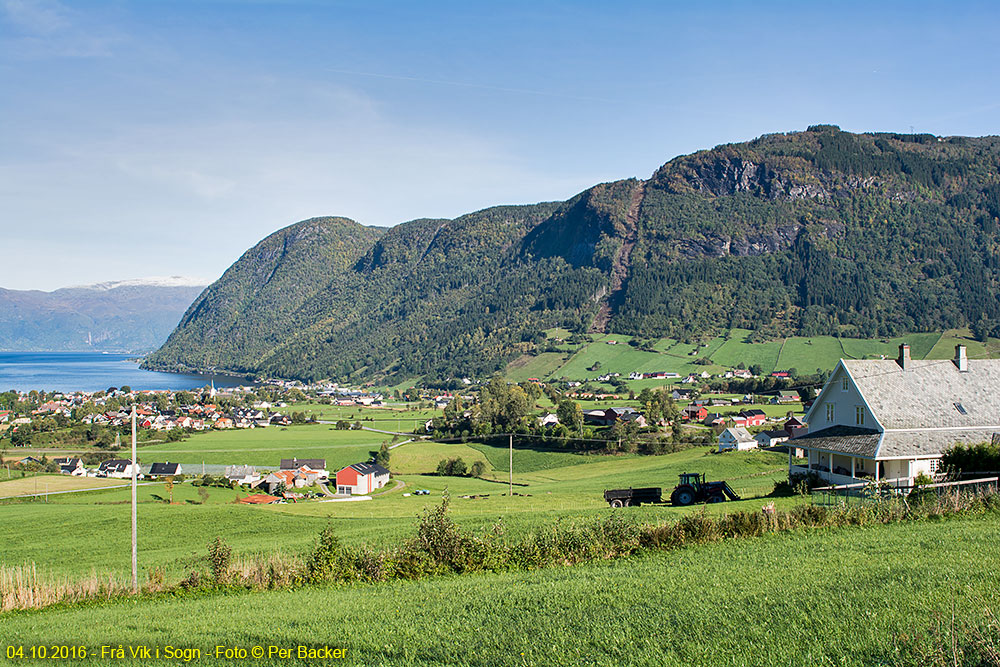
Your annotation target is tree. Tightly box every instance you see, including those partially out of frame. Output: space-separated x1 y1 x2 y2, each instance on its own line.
470 460 485 478
556 399 583 433
164 477 174 504
374 443 390 468
478 376 529 431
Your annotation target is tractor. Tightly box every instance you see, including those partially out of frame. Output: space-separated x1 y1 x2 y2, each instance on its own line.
669 472 741 506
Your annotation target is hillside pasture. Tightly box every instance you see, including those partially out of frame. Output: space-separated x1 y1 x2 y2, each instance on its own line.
710 329 782 372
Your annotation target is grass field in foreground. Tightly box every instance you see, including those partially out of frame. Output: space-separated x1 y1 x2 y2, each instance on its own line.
0 446 792 580
4 514 998 666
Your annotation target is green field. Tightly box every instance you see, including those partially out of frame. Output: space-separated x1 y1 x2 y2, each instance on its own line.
137 425 387 469
3 513 998 666
0 444 792 582
509 328 1000 384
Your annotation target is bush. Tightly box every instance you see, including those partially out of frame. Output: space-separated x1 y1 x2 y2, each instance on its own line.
470 460 486 478
409 498 475 573
436 457 468 476
207 537 232 584
304 525 344 583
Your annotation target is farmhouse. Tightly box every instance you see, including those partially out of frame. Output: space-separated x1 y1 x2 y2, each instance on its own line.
755 430 790 448
280 458 328 481
771 391 800 404
335 462 390 495
98 459 140 478
683 404 708 421
225 465 260 486
148 462 182 478
740 409 767 427
583 407 646 427
717 427 757 452
262 469 317 494
59 459 85 476
791 344 1000 486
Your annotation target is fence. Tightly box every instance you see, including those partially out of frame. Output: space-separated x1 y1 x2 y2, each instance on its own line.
811 476 999 506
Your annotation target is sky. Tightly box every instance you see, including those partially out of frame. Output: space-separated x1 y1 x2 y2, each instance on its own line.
2 0 999 291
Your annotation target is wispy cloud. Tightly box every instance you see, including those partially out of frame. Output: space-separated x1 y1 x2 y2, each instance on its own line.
0 0 121 57
1 0 69 33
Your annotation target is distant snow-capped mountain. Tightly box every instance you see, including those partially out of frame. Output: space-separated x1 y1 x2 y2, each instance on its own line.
71 276 209 291
0 278 208 353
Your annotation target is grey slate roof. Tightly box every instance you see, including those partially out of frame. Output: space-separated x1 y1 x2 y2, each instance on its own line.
794 426 883 458
722 427 754 441
878 428 1000 458
844 358 1000 430
280 458 326 470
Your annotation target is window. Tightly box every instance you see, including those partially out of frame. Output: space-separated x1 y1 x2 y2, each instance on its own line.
929 459 940 473
826 404 835 422
841 376 849 392
855 406 865 426
954 402 967 415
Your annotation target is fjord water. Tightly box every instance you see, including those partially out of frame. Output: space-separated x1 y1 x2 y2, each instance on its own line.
0 352 247 392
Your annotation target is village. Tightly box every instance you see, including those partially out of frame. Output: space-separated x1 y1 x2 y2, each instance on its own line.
4 343 996 501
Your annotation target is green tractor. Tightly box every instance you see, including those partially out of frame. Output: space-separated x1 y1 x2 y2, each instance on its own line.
670 472 742 506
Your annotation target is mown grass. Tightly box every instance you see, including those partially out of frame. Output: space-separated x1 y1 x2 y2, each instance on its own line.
0 474 126 498
465 440 603 474
3 513 998 666
138 424 385 468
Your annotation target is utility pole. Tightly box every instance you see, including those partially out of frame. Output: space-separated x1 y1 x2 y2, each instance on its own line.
131 404 138 594
508 434 513 497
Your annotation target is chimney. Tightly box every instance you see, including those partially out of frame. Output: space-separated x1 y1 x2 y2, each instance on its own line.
896 343 910 370
954 344 968 372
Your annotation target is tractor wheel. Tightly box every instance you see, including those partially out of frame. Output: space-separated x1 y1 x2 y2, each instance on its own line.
672 486 696 506
610 499 624 508
623 499 631 507
708 493 726 503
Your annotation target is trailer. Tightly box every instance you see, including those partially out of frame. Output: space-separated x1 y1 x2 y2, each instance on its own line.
603 487 662 508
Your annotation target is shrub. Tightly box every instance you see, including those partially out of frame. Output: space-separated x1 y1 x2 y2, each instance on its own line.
409 499 474 572
470 460 485 478
207 537 232 584
304 525 343 583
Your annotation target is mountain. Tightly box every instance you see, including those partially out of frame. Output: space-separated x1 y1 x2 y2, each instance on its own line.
0 277 207 352
145 126 1000 383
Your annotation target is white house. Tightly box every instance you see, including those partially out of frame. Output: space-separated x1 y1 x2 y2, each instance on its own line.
755 430 789 448
717 427 757 452
537 413 559 428
791 344 1000 486
98 459 140 478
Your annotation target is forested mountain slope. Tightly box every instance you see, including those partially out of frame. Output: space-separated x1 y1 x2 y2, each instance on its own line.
145 126 1000 382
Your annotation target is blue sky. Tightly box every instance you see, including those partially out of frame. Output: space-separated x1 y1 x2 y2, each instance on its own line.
2 0 999 290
